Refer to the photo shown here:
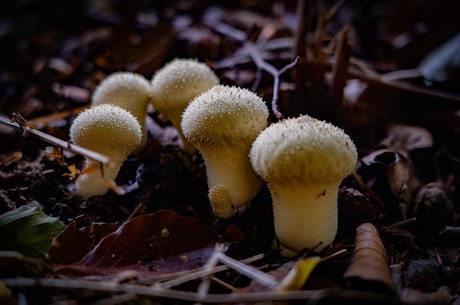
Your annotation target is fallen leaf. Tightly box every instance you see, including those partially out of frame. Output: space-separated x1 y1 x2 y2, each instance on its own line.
344 223 397 295
276 257 322 291
47 221 118 265
76 210 221 267
0 205 65 259
380 124 433 156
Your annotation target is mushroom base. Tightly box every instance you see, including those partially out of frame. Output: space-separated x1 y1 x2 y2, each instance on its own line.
74 159 123 199
202 146 262 218
270 183 339 256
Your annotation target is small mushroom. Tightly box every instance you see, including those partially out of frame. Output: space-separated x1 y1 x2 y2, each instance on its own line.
151 58 219 154
92 72 151 155
181 85 269 218
249 115 358 255
69 104 142 199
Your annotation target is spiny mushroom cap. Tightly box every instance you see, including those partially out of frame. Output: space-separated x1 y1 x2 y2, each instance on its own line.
70 104 142 159
181 85 269 147
150 58 219 117
250 115 358 185
92 72 152 117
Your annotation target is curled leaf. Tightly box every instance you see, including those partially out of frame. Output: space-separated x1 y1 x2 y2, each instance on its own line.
344 223 397 295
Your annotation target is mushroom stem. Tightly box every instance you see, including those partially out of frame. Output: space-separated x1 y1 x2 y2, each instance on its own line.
270 184 339 256
203 146 262 218
74 157 123 199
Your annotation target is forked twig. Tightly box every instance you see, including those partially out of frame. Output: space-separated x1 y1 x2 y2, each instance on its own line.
204 15 299 120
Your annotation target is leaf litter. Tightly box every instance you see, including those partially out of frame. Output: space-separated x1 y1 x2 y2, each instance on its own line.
1 1 460 304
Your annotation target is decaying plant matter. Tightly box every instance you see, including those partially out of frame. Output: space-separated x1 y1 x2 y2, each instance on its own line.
1 0 460 304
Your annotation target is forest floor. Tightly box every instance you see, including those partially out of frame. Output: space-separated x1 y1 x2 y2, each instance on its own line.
1 1 460 304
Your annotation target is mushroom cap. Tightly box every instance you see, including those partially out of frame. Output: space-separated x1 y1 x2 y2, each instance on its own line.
92 72 152 116
70 104 142 159
250 115 357 185
151 58 219 117
181 85 269 147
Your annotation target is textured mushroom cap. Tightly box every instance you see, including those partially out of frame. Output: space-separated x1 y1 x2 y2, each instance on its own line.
181 85 269 147
92 72 152 114
250 115 357 185
151 58 219 117
70 104 142 159
92 72 151 154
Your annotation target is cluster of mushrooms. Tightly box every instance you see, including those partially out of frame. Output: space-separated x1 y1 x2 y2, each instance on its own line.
69 58 358 256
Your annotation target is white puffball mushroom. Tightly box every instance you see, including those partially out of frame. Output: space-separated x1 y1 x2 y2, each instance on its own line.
92 72 151 155
181 85 269 218
70 104 142 199
151 58 219 154
250 115 358 256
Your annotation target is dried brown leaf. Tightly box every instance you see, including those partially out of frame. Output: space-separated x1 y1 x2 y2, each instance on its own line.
380 124 433 155
76 210 221 267
47 221 119 265
344 223 398 295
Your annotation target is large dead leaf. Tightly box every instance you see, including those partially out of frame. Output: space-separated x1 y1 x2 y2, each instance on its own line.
47 221 119 265
77 210 221 267
49 210 223 279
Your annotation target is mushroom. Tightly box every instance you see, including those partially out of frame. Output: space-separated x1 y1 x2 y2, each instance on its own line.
69 104 142 199
92 72 151 155
249 115 358 255
181 85 269 218
151 58 219 154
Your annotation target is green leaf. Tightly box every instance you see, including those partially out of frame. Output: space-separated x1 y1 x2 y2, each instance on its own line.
0 206 65 258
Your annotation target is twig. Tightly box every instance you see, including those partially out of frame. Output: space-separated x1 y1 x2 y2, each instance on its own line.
157 252 265 289
0 113 111 165
196 244 225 298
313 0 325 57
303 59 460 105
327 25 351 119
2 278 400 303
294 0 308 59
204 18 299 120
216 251 279 289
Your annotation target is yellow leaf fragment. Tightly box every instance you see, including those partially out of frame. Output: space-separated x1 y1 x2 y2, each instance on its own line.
276 256 322 291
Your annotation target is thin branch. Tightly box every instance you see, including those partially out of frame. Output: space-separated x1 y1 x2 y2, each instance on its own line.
0 113 111 165
294 0 308 59
2 278 400 303
327 25 351 119
157 252 265 289
303 59 460 105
